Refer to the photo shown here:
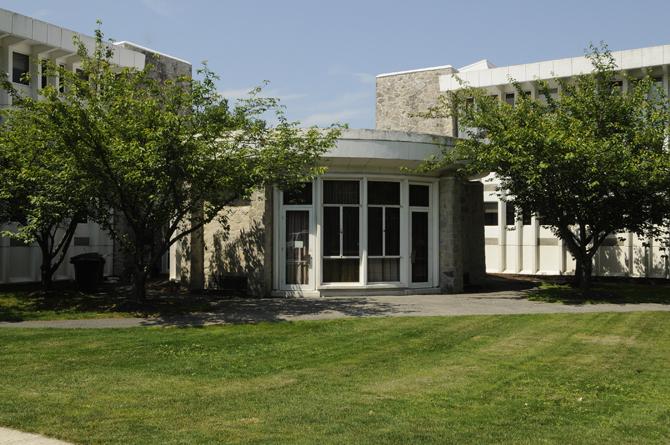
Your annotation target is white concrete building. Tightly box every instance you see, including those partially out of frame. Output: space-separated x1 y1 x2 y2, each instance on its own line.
376 44 670 279
0 8 189 284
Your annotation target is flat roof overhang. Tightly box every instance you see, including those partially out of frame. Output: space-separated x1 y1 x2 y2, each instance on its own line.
322 129 456 173
0 8 145 69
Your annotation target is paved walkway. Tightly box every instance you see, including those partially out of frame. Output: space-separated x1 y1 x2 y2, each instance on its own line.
1 290 669 328
0 427 71 445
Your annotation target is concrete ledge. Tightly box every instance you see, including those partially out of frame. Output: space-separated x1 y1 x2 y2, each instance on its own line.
324 129 455 169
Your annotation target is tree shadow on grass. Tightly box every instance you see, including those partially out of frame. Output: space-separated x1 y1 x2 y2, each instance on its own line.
524 280 670 306
0 280 240 322
465 274 540 293
0 279 407 324
138 297 408 327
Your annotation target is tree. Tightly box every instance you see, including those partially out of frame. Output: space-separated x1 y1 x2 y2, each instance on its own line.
42 26 340 301
420 44 670 291
0 83 91 290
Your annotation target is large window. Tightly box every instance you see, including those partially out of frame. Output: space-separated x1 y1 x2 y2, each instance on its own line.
322 180 360 282
278 177 436 290
12 52 29 85
410 184 430 283
367 181 400 282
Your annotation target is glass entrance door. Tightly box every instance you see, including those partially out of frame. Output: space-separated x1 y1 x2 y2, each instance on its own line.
410 210 429 284
284 210 311 287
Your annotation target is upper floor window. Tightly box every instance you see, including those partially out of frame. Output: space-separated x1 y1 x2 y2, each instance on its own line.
40 60 48 89
59 64 65 93
505 93 515 106
505 202 516 226
484 202 498 226
12 52 29 85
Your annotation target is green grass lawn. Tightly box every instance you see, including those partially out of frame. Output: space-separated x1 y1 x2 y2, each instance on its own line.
526 281 670 304
1 313 669 444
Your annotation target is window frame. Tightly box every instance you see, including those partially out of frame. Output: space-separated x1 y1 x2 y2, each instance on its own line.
367 180 402 283
274 175 439 292
321 179 362 284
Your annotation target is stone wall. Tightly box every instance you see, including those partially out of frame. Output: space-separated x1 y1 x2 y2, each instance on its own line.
200 188 273 297
438 175 463 292
376 67 456 137
438 175 486 292
461 181 486 285
116 42 192 80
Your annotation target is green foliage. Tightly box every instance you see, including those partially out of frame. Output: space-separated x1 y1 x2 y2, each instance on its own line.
4 25 340 299
422 43 670 289
0 75 91 288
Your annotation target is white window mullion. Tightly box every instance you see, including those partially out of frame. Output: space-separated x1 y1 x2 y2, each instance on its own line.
382 206 386 257
339 206 343 258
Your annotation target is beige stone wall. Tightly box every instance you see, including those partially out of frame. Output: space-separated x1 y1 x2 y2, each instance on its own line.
201 188 273 296
376 68 456 136
438 176 486 292
461 181 486 285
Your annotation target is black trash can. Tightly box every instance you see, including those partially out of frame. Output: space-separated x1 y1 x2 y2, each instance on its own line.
70 253 106 291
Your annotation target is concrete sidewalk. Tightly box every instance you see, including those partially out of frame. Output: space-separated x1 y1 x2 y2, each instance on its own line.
0 427 71 445
1 290 669 329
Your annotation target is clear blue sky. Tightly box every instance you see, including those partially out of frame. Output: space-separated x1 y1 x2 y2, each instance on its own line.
2 0 670 128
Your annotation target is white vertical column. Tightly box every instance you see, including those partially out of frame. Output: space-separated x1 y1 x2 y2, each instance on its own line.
0 43 11 107
498 194 506 272
515 206 523 273
531 215 539 274
625 232 634 276
360 177 367 286
399 179 408 286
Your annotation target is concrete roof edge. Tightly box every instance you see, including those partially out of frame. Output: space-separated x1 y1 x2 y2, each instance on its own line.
113 41 191 65
376 65 454 78
339 128 456 146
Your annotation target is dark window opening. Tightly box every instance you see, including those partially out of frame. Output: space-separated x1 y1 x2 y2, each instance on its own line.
76 68 87 81
59 64 66 93
368 181 399 205
409 184 430 207
323 180 359 204
411 212 429 283
282 183 312 205
505 202 516 226
40 60 48 89
12 52 29 85
484 202 498 226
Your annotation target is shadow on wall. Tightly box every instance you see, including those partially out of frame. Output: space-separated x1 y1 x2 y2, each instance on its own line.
209 222 265 296
596 243 628 277
176 235 191 284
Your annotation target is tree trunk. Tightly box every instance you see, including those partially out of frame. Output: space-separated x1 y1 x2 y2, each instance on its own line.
38 241 53 291
573 258 582 288
576 255 594 293
132 268 148 303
